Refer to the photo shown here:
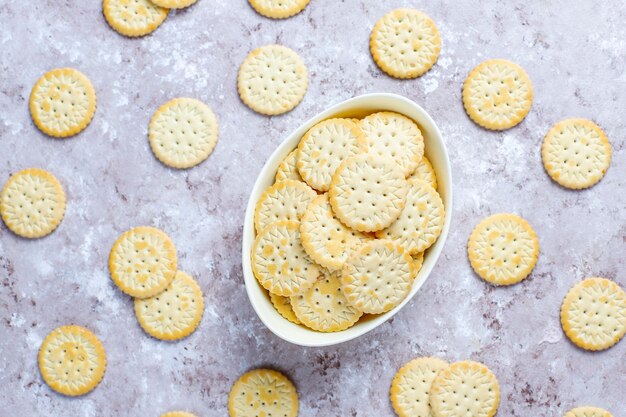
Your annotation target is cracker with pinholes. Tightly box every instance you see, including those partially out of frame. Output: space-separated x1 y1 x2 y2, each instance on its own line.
329 154 408 233
38 325 106 397
103 0 168 37
390 357 449 417
270 292 301 324
229 369 298 417
151 0 197 8
254 179 316 233
564 407 614 417
360 111 424 177
468 213 539 286
109 226 178 298
248 0 310 19
342 240 415 314
30 68 96 138
409 155 437 189
0 168 66 239
252 221 321 296
560 277 626 351
297 118 366 192
376 179 444 254
275 150 303 182
135 271 204 340
370 8 441 79
238 45 308 116
300 194 371 270
542 118 611 189
430 361 500 417
149 98 218 169
291 270 363 332
462 59 533 130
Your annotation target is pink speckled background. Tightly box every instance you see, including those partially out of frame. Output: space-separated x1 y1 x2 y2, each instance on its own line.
0 1 625 416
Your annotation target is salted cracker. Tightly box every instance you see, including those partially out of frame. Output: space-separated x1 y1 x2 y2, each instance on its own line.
329 154 408 233
238 45 308 115
103 0 168 37
248 0 310 19
563 407 613 417
409 155 437 189
109 226 178 298
360 111 424 177
291 270 363 332
38 325 106 396
134 271 204 340
300 194 371 270
376 179 444 254
0 168 66 238
560 277 626 351
342 240 415 314
430 361 500 417
228 369 298 417
148 98 218 169
541 119 611 189
30 68 96 138
252 221 321 296
390 357 449 417
254 179 316 233
462 59 533 130
297 118 367 192
467 213 539 286
275 150 303 182
370 8 441 79
270 292 301 324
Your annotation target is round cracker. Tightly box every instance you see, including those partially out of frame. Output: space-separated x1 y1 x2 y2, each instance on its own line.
109 226 178 298
134 271 204 340
248 0 310 19
462 59 533 130
252 221 321 296
0 168 66 239
103 0 168 37
291 270 363 332
300 194 371 270
254 179 316 233
30 68 96 138
560 277 626 351
297 118 367 192
151 0 197 8
329 154 408 233
270 292 301 324
467 213 539 286
275 149 303 182
370 8 441 79
360 111 424 177
430 360 500 417
376 179 444 254
342 239 415 314
564 407 613 417
148 98 218 169
238 45 308 116
409 155 437 189
541 118 611 189
228 369 298 417
38 325 106 396
390 357 449 417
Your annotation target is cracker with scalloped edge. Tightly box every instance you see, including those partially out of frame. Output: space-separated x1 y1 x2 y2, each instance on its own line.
254 179 316 233
103 0 168 37
390 357 449 417
229 369 298 417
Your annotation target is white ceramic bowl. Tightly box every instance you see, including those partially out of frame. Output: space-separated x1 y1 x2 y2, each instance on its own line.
242 93 452 347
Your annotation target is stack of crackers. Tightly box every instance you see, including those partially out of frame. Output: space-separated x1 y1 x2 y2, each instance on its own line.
251 112 445 332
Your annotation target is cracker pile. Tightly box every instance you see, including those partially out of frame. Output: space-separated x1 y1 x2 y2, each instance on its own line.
252 113 445 332
109 226 205 341
390 357 500 417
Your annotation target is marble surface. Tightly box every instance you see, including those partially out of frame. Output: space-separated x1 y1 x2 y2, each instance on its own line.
1 0 625 415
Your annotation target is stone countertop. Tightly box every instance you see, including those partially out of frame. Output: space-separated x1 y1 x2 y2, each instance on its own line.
0 0 625 415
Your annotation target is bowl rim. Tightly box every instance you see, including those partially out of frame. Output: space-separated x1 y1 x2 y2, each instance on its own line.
242 92 453 347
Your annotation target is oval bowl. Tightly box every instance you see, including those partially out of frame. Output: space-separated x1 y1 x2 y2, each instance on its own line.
242 93 452 347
